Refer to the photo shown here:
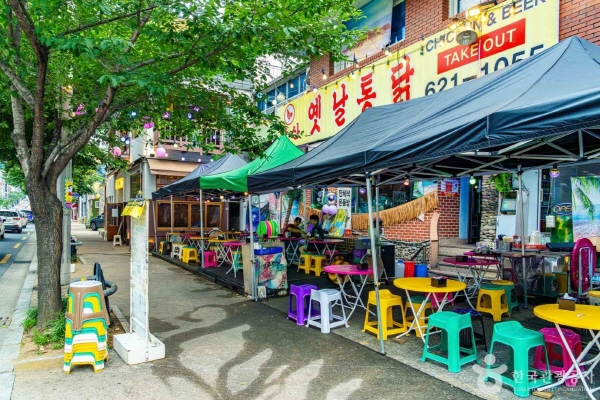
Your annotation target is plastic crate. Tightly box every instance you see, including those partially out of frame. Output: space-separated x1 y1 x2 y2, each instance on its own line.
254 247 283 255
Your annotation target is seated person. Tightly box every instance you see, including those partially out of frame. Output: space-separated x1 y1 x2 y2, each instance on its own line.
299 214 325 253
283 217 303 238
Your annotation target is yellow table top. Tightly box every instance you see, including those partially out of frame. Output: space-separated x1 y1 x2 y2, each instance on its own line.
393 277 466 293
208 239 234 243
534 304 600 330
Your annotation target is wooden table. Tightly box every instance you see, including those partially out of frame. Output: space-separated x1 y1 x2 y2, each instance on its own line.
534 304 600 399
393 277 467 342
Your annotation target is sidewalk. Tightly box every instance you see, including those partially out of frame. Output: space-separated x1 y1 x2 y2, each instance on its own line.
10 223 480 400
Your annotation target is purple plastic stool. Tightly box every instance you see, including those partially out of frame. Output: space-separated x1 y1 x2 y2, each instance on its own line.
288 284 320 325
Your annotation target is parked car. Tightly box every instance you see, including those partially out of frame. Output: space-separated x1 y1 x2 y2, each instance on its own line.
19 210 33 223
17 211 27 227
0 218 5 239
0 210 22 233
89 214 104 231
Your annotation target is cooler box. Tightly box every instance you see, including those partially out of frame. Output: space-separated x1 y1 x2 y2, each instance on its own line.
255 247 283 255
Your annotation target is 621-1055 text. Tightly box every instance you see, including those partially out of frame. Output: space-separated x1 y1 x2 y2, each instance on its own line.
424 44 545 96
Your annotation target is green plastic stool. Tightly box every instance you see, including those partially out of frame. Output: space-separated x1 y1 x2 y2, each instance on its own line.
485 321 551 398
420 311 477 373
490 280 519 315
231 251 243 277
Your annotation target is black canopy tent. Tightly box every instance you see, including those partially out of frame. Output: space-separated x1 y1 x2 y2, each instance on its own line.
247 36 600 355
248 37 600 193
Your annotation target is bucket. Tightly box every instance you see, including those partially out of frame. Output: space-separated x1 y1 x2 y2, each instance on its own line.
555 272 568 295
404 261 415 278
588 291 600 306
395 261 405 278
415 264 428 277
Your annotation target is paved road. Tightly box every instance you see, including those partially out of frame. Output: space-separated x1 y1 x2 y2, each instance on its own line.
0 223 35 351
0 224 34 280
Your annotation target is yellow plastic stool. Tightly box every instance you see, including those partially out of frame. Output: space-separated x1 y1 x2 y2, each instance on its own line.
476 285 509 322
406 296 434 338
298 253 312 274
363 289 407 340
309 254 327 276
181 247 199 264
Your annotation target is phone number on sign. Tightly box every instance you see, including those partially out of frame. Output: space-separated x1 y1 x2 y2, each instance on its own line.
424 44 545 96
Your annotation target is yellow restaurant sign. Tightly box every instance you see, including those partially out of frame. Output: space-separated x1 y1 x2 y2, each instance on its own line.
278 0 558 145
115 177 124 190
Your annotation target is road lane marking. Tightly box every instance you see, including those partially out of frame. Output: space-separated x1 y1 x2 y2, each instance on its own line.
0 254 11 263
27 232 31 235
21 236 26 240
13 243 20 249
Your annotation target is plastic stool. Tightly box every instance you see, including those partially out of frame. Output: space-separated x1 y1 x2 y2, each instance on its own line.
203 251 218 268
113 235 122 246
298 253 312 274
432 292 455 309
453 308 488 352
485 321 551 398
476 284 509 322
491 280 519 315
288 284 319 325
405 296 433 338
309 254 327 276
306 289 348 333
533 327 583 387
231 251 243 277
181 247 199 264
421 311 478 373
363 289 407 340
324 249 339 262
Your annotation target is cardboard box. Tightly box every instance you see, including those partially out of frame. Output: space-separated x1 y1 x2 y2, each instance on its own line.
558 298 576 311
455 255 468 262
431 277 447 287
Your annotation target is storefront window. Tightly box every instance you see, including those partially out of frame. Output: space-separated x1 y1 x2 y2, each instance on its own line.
206 204 221 227
191 204 201 227
130 173 141 199
174 203 188 227
156 202 171 228
353 181 437 214
156 175 180 188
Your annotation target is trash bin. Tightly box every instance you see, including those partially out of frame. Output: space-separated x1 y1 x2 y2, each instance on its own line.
70 239 83 256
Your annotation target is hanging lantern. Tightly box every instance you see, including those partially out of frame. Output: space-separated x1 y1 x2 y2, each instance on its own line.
156 146 167 158
111 147 121 157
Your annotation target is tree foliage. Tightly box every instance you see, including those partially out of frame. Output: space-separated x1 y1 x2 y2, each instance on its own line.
0 0 363 324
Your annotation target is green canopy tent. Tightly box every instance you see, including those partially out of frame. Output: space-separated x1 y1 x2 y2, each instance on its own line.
201 135 304 300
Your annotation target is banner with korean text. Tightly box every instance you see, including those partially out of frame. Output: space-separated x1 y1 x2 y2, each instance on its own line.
278 0 558 145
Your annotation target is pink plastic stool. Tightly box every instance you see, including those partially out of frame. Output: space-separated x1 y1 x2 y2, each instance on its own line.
431 292 454 309
288 284 320 325
203 251 218 268
534 327 583 387
324 250 340 259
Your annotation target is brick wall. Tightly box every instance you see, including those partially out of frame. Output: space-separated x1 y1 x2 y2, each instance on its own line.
559 0 600 44
310 0 600 88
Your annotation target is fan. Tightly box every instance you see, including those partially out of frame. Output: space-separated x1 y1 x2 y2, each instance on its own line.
360 253 386 283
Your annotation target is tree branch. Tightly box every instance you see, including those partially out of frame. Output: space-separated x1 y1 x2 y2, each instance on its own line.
9 87 30 178
123 51 191 73
0 60 35 109
60 5 157 36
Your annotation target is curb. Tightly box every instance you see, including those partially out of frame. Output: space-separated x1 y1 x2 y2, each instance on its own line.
0 250 37 400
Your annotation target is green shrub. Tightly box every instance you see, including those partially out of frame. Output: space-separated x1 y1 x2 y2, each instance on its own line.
22 297 68 347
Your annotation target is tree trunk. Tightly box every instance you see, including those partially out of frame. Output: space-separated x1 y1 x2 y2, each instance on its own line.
283 196 294 228
26 177 63 326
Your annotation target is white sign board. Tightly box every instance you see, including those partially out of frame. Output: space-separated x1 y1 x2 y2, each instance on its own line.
337 187 352 229
114 200 165 365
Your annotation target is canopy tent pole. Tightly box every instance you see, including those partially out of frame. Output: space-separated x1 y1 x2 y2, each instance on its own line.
152 200 158 253
248 194 256 301
170 195 174 234
303 189 308 229
366 174 385 355
375 184 381 243
517 167 528 308
199 189 205 268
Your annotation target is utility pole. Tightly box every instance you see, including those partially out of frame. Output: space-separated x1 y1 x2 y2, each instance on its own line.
58 160 72 285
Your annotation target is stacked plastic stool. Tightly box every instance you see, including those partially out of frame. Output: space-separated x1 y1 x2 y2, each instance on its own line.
64 281 110 374
297 253 312 274
363 289 407 340
453 308 488 352
533 327 583 387
485 321 551 398
476 284 509 322
288 284 320 325
306 289 348 333
421 311 478 373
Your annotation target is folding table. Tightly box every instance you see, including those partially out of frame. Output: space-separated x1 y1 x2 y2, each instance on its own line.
323 264 372 320
534 304 600 400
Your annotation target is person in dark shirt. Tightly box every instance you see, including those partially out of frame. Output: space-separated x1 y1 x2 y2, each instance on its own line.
283 217 303 238
299 214 325 253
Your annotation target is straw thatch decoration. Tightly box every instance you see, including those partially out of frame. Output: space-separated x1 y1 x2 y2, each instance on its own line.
351 190 438 230
297 190 438 230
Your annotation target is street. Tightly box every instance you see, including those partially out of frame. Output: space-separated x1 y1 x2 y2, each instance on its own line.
0 224 35 351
